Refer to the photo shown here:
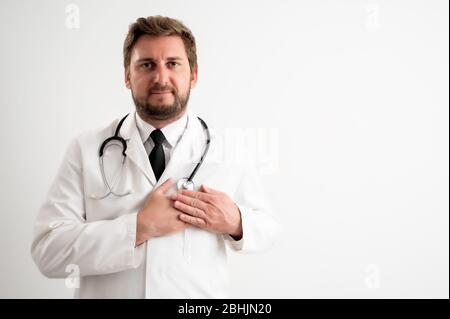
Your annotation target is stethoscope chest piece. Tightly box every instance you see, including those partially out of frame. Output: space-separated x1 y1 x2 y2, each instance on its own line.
177 177 195 191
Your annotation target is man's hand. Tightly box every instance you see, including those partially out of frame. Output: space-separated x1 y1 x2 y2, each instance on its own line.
170 184 243 240
136 178 188 247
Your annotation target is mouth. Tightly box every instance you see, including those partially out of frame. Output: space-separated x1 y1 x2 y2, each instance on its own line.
151 91 172 95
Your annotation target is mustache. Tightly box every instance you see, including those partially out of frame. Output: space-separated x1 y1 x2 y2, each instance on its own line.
149 85 175 94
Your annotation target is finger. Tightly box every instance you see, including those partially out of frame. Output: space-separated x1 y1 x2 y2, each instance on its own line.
174 200 207 219
179 189 216 204
179 213 206 228
157 178 174 194
171 193 209 211
200 184 221 194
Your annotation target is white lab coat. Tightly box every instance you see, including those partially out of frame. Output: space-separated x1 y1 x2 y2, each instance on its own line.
31 110 280 298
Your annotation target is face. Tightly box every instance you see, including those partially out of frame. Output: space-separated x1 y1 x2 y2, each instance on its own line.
125 35 197 121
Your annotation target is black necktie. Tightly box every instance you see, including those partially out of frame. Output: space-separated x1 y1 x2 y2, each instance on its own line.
149 129 166 181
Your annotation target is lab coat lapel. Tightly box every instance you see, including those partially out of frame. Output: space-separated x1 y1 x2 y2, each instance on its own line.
120 112 157 186
156 111 204 188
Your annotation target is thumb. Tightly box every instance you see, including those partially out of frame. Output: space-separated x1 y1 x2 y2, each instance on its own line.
157 178 174 194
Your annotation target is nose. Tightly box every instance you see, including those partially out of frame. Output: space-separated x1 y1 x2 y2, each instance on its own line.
153 64 169 85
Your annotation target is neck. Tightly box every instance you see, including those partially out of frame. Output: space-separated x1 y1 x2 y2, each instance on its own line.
137 109 187 129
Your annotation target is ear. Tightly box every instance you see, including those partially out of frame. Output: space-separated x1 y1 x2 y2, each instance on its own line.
190 66 198 89
124 68 131 89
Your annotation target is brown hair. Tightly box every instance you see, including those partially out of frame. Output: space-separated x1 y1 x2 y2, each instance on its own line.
123 16 198 73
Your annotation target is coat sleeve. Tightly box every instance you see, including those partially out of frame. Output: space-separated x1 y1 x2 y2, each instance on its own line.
223 163 281 253
31 138 145 278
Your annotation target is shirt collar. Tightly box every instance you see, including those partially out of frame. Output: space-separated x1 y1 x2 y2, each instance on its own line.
135 111 188 148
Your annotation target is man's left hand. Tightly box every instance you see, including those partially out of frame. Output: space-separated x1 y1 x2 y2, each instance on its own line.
170 184 243 239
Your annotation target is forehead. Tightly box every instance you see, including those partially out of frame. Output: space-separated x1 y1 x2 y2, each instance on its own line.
131 35 188 61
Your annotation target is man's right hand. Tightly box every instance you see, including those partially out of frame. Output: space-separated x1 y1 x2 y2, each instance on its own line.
135 178 188 246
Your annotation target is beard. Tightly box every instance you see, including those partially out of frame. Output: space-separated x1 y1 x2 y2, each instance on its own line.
132 84 191 121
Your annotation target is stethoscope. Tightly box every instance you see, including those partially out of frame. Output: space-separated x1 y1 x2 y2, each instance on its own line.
90 113 210 199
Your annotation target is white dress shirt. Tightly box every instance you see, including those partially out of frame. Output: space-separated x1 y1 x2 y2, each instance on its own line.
135 111 188 167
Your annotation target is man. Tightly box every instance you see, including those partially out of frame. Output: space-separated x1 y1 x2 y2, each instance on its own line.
31 15 280 298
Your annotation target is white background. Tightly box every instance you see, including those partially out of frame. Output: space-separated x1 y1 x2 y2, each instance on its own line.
0 0 448 298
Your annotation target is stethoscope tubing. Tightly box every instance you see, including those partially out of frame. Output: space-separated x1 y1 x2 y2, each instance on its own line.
94 113 209 198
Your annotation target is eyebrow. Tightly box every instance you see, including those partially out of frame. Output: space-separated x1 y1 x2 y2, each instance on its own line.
136 57 183 63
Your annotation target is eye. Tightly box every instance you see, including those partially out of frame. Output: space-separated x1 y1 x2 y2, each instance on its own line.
141 62 153 69
168 61 180 68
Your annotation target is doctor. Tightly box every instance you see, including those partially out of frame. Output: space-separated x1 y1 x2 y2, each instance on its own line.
31 15 280 298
